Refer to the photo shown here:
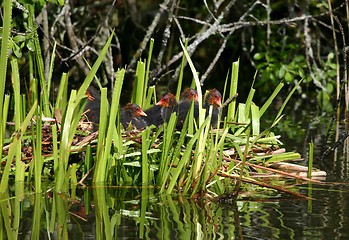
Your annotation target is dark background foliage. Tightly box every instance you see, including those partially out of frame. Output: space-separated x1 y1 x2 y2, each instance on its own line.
4 0 348 107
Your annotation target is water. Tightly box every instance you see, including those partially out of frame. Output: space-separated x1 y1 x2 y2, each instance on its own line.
2 107 349 239
11 183 349 239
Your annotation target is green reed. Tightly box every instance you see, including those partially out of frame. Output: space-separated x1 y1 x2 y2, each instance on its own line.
0 4 304 198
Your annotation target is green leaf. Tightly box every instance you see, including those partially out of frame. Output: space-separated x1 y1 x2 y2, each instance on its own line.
26 39 35 51
253 53 265 60
284 71 293 82
13 35 26 43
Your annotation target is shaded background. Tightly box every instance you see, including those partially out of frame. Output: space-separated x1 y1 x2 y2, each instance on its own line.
7 0 348 108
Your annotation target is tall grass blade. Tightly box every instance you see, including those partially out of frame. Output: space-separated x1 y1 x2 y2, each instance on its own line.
55 73 69 113
47 41 57 95
96 88 108 161
0 101 37 193
0 0 12 160
144 38 154 104
142 128 150 185
133 60 146 107
11 59 24 183
34 106 43 192
176 39 189 100
227 59 239 123
308 141 314 178
94 69 125 183
272 79 303 126
29 4 51 117
180 40 205 178
259 82 284 117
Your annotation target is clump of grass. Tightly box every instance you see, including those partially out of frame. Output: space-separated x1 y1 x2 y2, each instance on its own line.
0 3 313 201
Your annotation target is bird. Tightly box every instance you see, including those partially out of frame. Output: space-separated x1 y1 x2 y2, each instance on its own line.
141 93 177 127
156 93 178 123
204 89 222 127
84 86 101 129
120 103 148 129
176 88 199 128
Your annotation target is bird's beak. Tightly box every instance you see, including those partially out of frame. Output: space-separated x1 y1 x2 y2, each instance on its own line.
138 110 147 116
193 94 199 102
156 99 168 107
215 98 222 107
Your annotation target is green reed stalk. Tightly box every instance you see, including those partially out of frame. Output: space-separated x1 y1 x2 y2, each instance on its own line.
31 194 42 239
180 40 205 179
144 86 156 109
56 90 77 192
54 34 113 191
142 128 150 185
0 192 15 239
96 88 108 161
251 104 260 136
133 60 146 107
10 59 24 183
34 106 43 192
47 41 57 94
227 60 239 123
244 88 255 121
158 114 179 192
144 38 154 104
28 4 51 117
272 79 304 127
70 163 77 198
308 141 314 178
55 73 69 112
94 69 125 183
259 82 284 117
13 182 22 239
176 39 189 101
0 101 37 193
54 192 69 238
52 124 59 178
0 0 12 159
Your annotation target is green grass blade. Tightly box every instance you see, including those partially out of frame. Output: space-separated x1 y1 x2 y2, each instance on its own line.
133 60 146 107
11 59 24 183
176 39 189 101
142 128 150 185
0 101 37 193
94 69 125 183
29 5 51 117
227 59 239 122
272 79 303 126
259 82 284 117
144 38 154 104
0 0 12 160
251 103 260 136
308 141 314 178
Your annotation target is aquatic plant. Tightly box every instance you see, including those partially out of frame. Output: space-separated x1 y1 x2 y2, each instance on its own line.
0 0 325 202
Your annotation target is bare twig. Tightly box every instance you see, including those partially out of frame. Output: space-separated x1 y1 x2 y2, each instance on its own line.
64 0 89 75
128 0 173 71
200 31 234 85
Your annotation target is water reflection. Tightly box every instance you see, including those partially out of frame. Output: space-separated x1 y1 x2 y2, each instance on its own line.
0 181 348 239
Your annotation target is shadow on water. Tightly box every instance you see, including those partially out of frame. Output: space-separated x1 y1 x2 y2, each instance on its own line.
2 103 349 239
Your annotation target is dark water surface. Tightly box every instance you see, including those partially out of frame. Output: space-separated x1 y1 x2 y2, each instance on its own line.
3 106 349 239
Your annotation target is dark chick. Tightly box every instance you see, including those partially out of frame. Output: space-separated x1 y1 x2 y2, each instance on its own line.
156 93 178 123
120 103 148 129
176 88 199 128
204 89 222 127
142 93 177 127
84 86 101 129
